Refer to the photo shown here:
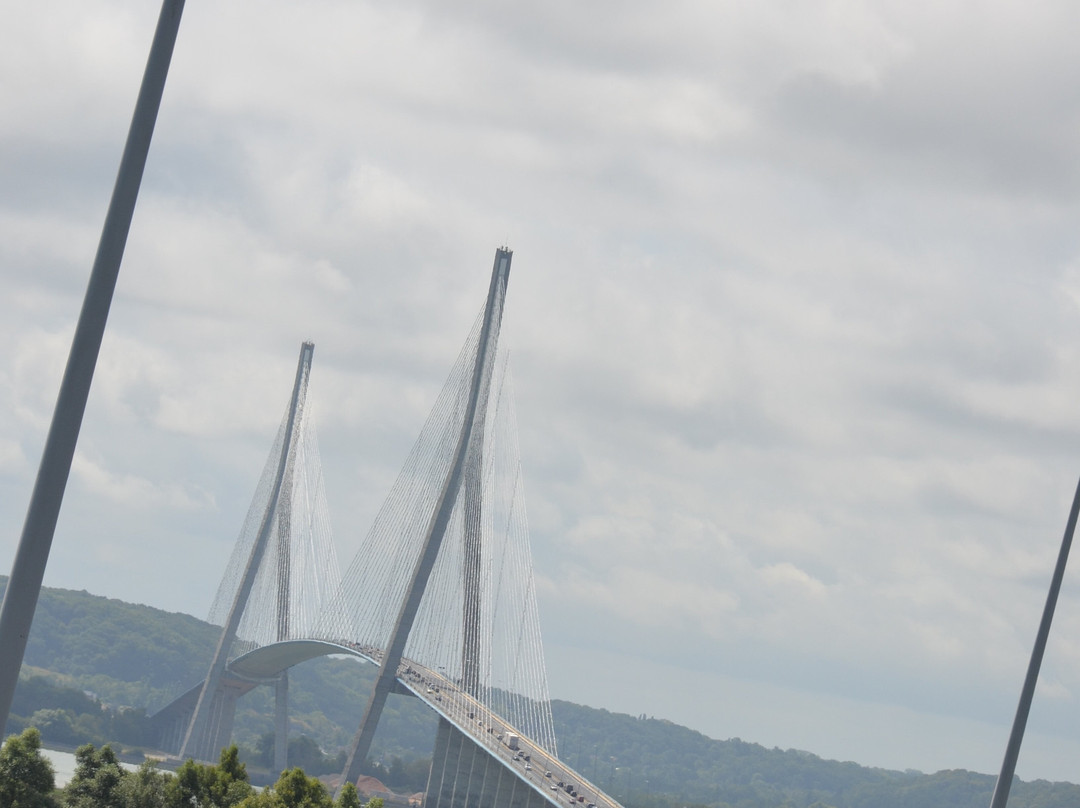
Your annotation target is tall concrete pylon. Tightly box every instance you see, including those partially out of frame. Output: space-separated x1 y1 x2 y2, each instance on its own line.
179 341 315 763
339 247 512 788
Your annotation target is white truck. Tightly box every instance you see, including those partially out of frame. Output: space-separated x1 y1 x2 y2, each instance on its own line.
506 733 520 751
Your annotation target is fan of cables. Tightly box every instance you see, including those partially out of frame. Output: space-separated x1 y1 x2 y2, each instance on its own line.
207 372 342 654
323 307 559 755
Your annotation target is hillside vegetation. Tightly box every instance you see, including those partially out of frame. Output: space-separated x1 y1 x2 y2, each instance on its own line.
3 578 1078 808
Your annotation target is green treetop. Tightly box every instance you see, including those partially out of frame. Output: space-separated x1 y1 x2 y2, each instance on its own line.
0 726 56 808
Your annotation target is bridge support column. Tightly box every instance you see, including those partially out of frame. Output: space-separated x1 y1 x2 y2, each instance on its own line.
425 717 452 807
424 718 549 808
157 707 190 756
274 672 289 773
210 687 241 760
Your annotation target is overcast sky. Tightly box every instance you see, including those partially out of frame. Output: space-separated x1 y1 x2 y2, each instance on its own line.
6 0 1080 784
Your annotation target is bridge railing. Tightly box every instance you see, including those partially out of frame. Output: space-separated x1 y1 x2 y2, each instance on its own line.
394 656 622 808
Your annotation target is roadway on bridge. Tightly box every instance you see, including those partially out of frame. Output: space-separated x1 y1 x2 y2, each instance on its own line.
333 642 620 808
211 638 623 808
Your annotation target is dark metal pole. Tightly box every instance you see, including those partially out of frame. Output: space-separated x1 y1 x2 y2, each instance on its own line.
0 0 185 731
989 476 1080 808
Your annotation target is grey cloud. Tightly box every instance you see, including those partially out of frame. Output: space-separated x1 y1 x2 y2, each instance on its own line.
766 40 1080 198
8 0 1080 782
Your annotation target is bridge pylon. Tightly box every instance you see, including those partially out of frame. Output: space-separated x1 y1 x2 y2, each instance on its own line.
338 248 513 787
174 340 340 766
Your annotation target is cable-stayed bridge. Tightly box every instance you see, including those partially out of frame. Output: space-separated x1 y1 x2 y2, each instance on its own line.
150 249 620 808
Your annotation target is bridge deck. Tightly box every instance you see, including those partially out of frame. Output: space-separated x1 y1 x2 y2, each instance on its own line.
375 649 620 808
153 638 621 808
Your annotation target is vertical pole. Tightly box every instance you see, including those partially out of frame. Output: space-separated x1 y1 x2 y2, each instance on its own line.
276 468 293 642
273 470 293 773
989 476 1080 808
461 428 485 698
0 0 185 731
274 672 289 773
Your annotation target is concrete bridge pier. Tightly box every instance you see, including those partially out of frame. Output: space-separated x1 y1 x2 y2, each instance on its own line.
425 718 550 808
274 671 289 772
191 681 244 762
151 676 251 762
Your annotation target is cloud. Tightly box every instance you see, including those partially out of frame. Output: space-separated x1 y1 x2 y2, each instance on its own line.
6 0 1080 782
71 452 215 512
0 439 26 474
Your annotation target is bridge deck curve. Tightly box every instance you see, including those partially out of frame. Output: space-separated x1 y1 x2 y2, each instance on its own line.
222 639 619 808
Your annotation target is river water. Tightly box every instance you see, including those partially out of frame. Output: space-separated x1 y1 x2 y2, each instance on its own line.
42 748 140 787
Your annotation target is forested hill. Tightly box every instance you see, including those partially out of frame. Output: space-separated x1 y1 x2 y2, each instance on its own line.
3 577 1079 808
0 577 219 712
551 701 1080 808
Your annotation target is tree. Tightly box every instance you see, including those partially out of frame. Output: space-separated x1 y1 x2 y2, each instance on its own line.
386 757 406 788
272 768 333 808
163 745 252 808
218 745 249 786
237 767 332 808
29 709 80 746
63 743 125 808
0 726 56 808
110 707 149 747
335 785 384 808
288 736 329 775
254 732 276 768
116 760 169 808
335 783 360 808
